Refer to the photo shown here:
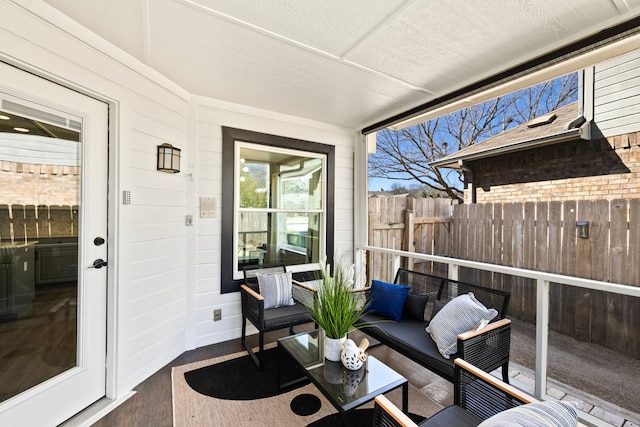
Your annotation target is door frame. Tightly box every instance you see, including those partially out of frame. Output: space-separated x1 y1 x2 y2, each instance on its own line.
0 58 124 422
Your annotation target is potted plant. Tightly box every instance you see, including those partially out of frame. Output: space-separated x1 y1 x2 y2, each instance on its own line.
304 254 371 361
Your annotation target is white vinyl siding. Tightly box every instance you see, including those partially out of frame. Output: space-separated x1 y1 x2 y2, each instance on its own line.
192 97 356 348
593 50 640 137
0 1 358 413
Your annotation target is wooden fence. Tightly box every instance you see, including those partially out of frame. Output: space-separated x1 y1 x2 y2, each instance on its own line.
367 195 640 359
0 204 78 242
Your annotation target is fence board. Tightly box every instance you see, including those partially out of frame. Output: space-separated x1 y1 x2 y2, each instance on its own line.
490 204 504 293
629 200 640 285
502 202 521 321
560 201 577 336
548 201 563 331
591 201 609 345
523 202 536 322
627 200 640 357
0 205 10 242
457 204 471 282
479 203 493 288
606 199 628 353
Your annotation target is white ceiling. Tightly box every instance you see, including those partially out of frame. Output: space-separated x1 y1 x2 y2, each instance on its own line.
42 0 640 130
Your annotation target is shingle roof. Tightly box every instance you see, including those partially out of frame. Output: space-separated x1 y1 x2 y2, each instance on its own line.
431 102 586 168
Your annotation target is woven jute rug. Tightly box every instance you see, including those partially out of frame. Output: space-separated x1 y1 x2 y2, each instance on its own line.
171 348 443 427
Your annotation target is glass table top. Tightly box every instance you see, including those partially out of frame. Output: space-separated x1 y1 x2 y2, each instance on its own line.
278 329 407 411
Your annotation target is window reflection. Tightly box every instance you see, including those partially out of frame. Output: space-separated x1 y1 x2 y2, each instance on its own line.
237 145 324 271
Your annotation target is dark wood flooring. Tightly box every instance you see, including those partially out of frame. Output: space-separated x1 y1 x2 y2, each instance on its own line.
90 327 295 427
0 282 77 402
90 325 452 427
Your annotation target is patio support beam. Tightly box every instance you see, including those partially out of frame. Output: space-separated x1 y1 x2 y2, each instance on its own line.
535 278 550 398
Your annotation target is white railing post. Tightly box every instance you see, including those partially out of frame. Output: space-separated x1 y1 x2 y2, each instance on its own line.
449 263 459 281
355 247 366 287
535 278 550 399
392 254 401 277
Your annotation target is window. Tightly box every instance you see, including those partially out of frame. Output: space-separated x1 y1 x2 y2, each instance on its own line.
221 127 334 293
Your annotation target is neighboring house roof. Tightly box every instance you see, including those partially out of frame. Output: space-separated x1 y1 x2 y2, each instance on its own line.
431 102 587 169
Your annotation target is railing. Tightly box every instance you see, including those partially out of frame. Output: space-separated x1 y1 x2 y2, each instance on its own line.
358 245 640 425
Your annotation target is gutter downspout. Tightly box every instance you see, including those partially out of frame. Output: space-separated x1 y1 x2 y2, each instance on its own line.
458 160 475 204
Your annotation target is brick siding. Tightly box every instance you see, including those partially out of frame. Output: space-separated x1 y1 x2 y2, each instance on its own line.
465 131 640 203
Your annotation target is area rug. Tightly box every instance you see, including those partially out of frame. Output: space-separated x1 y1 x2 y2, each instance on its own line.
172 347 443 426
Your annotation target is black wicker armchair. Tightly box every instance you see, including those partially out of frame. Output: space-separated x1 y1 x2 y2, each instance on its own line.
373 358 586 427
240 264 315 368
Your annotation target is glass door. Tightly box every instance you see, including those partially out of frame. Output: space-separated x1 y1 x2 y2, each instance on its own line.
0 62 108 426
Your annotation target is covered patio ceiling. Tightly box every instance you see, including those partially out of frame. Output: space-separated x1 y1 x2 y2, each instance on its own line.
42 0 640 130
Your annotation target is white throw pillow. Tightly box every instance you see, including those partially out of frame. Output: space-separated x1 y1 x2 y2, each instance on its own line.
425 292 497 358
257 271 294 309
477 400 578 427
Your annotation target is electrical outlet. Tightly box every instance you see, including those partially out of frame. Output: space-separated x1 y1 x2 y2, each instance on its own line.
213 308 222 321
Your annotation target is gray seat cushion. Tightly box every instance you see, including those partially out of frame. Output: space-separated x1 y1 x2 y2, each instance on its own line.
263 302 309 330
361 313 455 377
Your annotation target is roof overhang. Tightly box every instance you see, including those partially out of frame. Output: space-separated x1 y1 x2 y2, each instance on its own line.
430 125 588 169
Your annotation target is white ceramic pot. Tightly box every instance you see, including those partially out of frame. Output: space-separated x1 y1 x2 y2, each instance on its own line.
323 335 347 361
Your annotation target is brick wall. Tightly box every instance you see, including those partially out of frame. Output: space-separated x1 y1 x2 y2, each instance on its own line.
466 131 640 203
0 161 80 206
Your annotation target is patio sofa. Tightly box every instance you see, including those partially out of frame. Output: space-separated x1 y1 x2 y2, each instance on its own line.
373 358 584 426
359 269 511 382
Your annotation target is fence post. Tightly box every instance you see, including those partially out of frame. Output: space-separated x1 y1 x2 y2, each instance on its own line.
535 278 550 399
404 208 414 270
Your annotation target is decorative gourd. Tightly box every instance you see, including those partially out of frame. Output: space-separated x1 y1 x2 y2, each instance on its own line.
340 338 369 370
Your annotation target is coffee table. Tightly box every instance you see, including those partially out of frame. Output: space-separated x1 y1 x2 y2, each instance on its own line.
277 329 408 423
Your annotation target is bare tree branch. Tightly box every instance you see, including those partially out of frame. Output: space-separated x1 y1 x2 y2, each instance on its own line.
369 74 578 202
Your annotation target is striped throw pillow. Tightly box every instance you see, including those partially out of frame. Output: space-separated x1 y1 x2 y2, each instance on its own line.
257 272 294 309
478 400 578 427
425 292 497 358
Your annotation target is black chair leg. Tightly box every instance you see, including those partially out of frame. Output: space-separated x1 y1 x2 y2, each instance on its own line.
502 362 510 384
241 316 262 369
257 331 265 369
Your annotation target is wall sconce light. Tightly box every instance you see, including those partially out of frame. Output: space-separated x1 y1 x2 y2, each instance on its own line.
157 143 181 173
576 221 589 239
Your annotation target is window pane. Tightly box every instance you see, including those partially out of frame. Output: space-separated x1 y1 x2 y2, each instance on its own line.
239 158 269 209
237 211 320 269
239 147 322 210
279 158 322 210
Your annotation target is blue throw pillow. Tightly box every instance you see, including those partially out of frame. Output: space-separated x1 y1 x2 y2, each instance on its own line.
368 280 411 322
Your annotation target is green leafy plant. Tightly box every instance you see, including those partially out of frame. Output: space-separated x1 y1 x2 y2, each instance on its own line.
304 255 371 339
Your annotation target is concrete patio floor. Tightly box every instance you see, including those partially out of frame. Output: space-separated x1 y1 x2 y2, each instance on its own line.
508 319 640 427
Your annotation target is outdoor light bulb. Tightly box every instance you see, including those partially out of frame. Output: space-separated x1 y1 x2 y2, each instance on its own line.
243 166 249 172
240 157 245 164
240 176 245 182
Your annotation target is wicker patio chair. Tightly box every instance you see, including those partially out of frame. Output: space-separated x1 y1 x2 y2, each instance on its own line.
240 264 314 368
373 358 586 427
